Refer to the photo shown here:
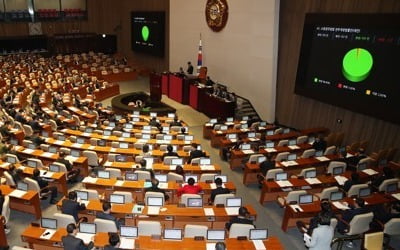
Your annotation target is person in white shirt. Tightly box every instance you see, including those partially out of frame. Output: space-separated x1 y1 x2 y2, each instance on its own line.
305 214 334 250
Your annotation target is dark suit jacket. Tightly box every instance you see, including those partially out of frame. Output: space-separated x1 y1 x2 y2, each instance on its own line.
161 152 179 161
145 186 169 201
96 212 120 228
259 160 275 176
57 158 73 171
62 234 94 250
225 216 253 230
0 195 4 215
32 175 48 189
104 245 121 250
210 187 230 202
189 150 206 162
343 179 361 192
61 199 86 222
337 207 369 232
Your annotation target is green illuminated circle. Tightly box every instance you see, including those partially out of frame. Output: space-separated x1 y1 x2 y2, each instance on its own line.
141 26 149 41
342 48 373 82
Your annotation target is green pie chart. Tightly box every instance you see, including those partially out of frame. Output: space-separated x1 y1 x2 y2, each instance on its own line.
342 48 373 82
141 26 149 41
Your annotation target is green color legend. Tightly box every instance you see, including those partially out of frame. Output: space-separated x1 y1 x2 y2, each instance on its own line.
141 26 149 41
342 48 373 82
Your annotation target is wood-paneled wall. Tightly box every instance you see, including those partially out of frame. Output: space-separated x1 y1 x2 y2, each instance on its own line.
277 0 400 160
0 0 169 72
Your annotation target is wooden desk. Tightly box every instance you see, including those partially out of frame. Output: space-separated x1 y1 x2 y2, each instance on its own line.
103 162 221 174
21 226 284 249
0 185 41 219
0 216 8 249
81 177 234 204
281 192 395 232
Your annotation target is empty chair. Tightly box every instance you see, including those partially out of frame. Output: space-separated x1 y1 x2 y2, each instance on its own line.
134 142 144 149
163 156 178 165
326 161 347 174
82 150 102 167
89 138 99 146
356 157 372 170
274 128 283 135
275 152 289 162
135 170 151 181
297 136 308 145
301 149 316 159
49 119 57 131
51 162 67 173
184 224 208 238
113 191 133 203
105 168 121 178
265 168 284 180
277 190 307 207
54 213 75 228
277 139 289 147
94 218 118 233
60 147 71 155
316 186 339 200
248 154 264 163
199 173 216 183
324 146 336 156
228 223 255 238
378 178 399 192
144 191 165 206
347 183 369 197
24 177 51 199
40 144 50 151
138 221 162 236
167 172 184 182
298 167 317 178
81 189 100 200
180 194 202 206
214 193 235 206
23 139 33 147
159 145 168 151
107 153 118 161
72 115 83 126
5 154 19 163
112 131 122 137
26 158 44 168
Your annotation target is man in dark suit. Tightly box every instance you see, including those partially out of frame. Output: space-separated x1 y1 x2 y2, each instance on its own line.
32 168 58 204
210 178 230 203
169 117 182 127
343 172 361 192
62 223 94 250
337 198 370 233
312 134 327 152
61 191 86 222
225 206 254 230
188 143 206 163
186 61 194 75
372 166 395 190
145 178 169 201
104 233 121 250
57 152 80 183
96 201 122 229
161 145 179 161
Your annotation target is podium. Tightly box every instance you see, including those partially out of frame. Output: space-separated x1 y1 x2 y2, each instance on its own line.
149 73 162 102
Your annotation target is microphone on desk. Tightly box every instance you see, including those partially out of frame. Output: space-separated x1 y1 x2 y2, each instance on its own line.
42 231 50 236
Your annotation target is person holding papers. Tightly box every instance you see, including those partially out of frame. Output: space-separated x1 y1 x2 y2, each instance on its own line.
177 177 202 197
304 214 334 250
210 178 230 203
62 191 86 222
32 168 58 204
96 201 123 229
225 207 253 230
104 233 121 250
145 178 169 201
62 223 94 250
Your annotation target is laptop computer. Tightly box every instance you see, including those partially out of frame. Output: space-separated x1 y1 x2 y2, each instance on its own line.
258 156 266 163
386 183 398 193
283 128 290 133
207 230 225 241
184 135 194 141
164 134 173 141
28 143 36 149
247 132 256 138
85 127 94 133
187 198 203 208
41 218 57 229
249 229 268 240
76 190 89 201
77 137 85 144
162 127 170 133
298 194 313 204
42 131 49 137
115 155 127 162
288 139 297 146
168 113 175 118
163 229 182 240
109 122 116 128
332 166 344 176
359 187 371 198
120 226 138 238
122 132 131 138
133 111 140 116
287 153 297 161
315 150 323 157
132 117 140 122
143 126 151 131
266 142 275 148
27 160 38 168
124 123 133 129
227 134 237 140
125 172 138 181
155 174 168 183
330 191 344 201
58 135 66 141
209 119 217 124
275 172 288 181
17 182 28 191
98 170 110 179
142 133 151 139
357 162 368 171
49 164 60 172
226 117 234 122
119 142 129 149
48 146 58 153
220 125 228 131
6 155 17 164
266 130 274 136
147 197 164 207
71 149 81 157
241 124 248 129
171 158 184 166
199 158 211 166
103 130 112 136
150 112 157 117
77 223 96 244
110 194 125 204
98 140 106 146
304 170 317 179
242 116 249 121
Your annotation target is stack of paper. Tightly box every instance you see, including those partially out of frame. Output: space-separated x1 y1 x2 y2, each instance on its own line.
242 149 255 154
158 183 168 189
305 178 322 185
316 156 330 161
23 149 35 154
332 201 350 210
391 193 400 200
114 180 125 186
334 176 348 186
288 145 300 150
281 161 298 167
200 165 215 171
103 161 113 167
253 240 266 250
9 189 27 198
65 156 78 162
41 152 54 158
290 204 303 212
147 206 161 215
362 169 378 175
225 207 239 215
119 238 135 249
39 229 56 240
0 163 10 169
209 183 226 189
76 233 93 244
82 176 97 184
265 148 277 153
204 208 215 216
276 180 293 187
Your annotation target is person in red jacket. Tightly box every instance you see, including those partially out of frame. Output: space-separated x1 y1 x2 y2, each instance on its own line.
177 177 202 197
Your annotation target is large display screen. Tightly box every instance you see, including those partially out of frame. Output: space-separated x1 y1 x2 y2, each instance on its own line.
131 11 165 57
295 13 400 124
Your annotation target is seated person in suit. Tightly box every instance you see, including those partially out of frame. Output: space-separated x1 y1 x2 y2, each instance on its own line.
297 201 336 235
136 159 155 179
32 168 58 204
343 172 361 193
169 117 182 127
188 143 206 163
62 223 94 250
257 154 275 186
141 144 152 157
145 178 169 201
161 145 179 161
177 177 202 197
372 166 395 190
210 178 230 203
175 165 185 177
57 152 80 183
305 213 335 250
96 201 123 229
61 191 86 222
312 134 327 152
104 233 121 250
149 117 160 127
347 148 367 168
205 76 215 87
337 197 370 233
7 164 22 184
225 206 253 230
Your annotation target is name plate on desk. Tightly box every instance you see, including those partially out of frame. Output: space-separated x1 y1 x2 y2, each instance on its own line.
281 161 298 167
305 178 321 185
362 169 378 175
200 165 215 171
316 156 330 161
276 180 293 187
23 149 35 154
204 208 215 216
265 148 277 153
288 145 300 150
82 177 97 184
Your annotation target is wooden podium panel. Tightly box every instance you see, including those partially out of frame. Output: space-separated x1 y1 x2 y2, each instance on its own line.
189 84 199 109
168 74 183 102
161 73 169 95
